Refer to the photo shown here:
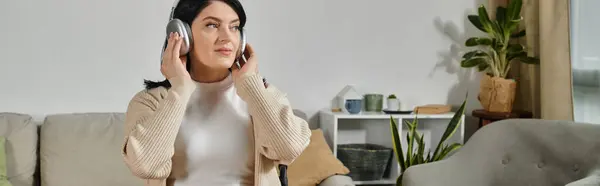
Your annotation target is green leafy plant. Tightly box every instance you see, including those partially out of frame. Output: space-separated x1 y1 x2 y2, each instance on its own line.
388 94 397 99
390 96 467 185
461 0 539 78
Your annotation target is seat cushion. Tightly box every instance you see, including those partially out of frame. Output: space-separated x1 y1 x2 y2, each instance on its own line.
40 113 143 186
0 113 37 186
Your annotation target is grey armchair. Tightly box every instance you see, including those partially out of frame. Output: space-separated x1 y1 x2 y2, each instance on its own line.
402 119 600 186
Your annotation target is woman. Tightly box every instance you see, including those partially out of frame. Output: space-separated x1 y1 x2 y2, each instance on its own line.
120 0 311 185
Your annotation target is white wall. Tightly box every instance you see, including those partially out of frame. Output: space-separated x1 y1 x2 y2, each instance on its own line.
0 0 485 133
570 0 600 124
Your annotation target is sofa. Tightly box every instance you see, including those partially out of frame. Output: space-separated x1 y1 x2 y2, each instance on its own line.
401 119 600 186
0 112 354 186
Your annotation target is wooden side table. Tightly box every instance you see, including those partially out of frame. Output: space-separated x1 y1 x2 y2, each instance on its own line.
472 109 533 129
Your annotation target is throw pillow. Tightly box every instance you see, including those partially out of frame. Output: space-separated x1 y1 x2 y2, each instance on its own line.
0 137 12 186
287 129 350 186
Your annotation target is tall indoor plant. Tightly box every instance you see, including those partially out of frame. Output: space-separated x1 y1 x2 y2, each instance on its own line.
461 0 539 112
389 96 467 185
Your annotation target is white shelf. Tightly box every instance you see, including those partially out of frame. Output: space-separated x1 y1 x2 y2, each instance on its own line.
319 108 465 185
353 179 396 185
320 109 457 119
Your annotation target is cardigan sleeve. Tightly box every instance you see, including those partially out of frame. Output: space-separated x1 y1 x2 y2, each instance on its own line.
235 73 312 164
121 76 195 179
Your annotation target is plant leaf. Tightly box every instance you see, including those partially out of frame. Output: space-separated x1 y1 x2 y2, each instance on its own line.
518 56 540 64
434 144 449 161
506 0 523 22
437 143 463 161
465 37 492 47
462 51 478 59
477 62 489 72
507 44 525 55
477 5 494 33
491 38 501 50
404 120 415 129
468 15 486 33
389 117 406 172
417 133 425 164
507 51 526 61
461 57 486 68
411 153 418 166
491 20 505 39
504 0 523 37
432 94 467 160
426 149 432 162
511 30 526 38
507 49 539 66
504 17 522 35
496 7 507 26
405 130 411 166
407 118 419 167
462 50 490 60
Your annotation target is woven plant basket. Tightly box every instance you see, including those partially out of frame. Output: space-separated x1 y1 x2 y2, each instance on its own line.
478 74 517 113
337 143 392 181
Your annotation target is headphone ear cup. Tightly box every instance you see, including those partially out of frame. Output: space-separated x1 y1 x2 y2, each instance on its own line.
182 22 193 52
236 29 247 66
166 19 193 56
239 29 246 57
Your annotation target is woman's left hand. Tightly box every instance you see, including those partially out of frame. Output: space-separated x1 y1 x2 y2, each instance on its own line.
231 43 258 82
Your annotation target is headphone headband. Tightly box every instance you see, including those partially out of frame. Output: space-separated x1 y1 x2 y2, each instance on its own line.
169 0 180 20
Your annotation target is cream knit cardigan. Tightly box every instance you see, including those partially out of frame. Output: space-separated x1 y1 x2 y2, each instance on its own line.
121 72 312 186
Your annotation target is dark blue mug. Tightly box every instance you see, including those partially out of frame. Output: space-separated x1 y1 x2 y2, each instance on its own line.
345 99 362 114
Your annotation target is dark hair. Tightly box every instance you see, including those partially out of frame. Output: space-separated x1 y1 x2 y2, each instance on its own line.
143 0 247 90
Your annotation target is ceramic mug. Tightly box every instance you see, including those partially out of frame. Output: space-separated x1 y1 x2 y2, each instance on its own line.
345 99 362 114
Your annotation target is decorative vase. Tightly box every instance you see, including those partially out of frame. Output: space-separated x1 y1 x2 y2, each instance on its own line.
364 94 384 112
386 98 400 111
478 74 517 113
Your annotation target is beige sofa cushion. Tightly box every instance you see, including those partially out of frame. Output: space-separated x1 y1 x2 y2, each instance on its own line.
287 129 350 186
0 113 37 186
40 113 143 186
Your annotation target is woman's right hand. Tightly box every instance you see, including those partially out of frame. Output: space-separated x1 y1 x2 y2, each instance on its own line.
161 32 190 81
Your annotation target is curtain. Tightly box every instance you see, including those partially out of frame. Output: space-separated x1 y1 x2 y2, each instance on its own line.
535 0 573 121
487 0 573 120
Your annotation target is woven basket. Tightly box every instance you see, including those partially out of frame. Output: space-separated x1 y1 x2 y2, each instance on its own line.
337 143 392 181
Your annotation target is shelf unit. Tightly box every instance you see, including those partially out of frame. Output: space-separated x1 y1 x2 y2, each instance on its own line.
319 109 465 185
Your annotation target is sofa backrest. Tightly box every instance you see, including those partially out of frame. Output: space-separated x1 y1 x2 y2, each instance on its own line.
2 110 310 186
0 113 38 186
40 113 143 186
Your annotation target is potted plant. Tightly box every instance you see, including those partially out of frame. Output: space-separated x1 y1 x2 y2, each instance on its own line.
461 0 539 113
387 94 400 111
390 95 467 185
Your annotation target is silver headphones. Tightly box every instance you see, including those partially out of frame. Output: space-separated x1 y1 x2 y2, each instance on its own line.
162 0 247 69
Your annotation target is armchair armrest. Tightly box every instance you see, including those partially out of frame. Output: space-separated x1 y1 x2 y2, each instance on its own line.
318 175 355 186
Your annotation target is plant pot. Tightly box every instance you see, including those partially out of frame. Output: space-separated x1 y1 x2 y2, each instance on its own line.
364 94 384 112
478 74 517 113
386 98 400 111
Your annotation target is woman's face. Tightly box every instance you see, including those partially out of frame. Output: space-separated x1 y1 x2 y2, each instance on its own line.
189 1 241 70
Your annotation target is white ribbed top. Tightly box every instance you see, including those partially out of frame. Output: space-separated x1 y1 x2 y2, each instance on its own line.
174 74 253 186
